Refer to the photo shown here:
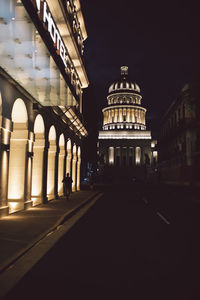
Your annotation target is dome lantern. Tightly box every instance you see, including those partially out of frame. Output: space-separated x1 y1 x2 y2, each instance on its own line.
121 66 128 76
108 66 140 94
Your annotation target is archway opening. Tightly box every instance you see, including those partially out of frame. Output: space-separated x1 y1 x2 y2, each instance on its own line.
7 98 28 213
47 126 56 200
66 139 72 176
31 114 45 206
58 134 65 196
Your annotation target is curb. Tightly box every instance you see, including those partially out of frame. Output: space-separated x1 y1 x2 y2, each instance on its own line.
0 191 101 275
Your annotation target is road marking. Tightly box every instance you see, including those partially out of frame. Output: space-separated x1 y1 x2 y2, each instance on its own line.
156 212 170 225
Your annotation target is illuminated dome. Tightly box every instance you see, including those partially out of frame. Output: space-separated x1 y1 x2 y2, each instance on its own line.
108 66 140 94
102 66 147 131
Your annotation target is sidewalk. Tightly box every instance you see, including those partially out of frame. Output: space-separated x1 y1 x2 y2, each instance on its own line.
0 190 101 275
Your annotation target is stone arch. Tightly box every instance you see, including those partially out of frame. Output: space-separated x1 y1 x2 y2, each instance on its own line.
72 144 77 192
47 125 57 200
7 98 29 213
31 114 45 206
11 98 28 123
58 134 65 196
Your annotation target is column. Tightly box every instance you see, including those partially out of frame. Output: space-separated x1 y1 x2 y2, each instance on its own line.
0 117 11 217
7 124 29 213
31 133 45 206
72 145 77 192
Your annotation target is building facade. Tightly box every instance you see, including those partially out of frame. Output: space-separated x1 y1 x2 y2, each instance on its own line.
98 66 157 182
0 0 89 217
158 82 200 185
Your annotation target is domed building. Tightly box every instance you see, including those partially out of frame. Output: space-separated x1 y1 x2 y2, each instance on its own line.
98 66 157 181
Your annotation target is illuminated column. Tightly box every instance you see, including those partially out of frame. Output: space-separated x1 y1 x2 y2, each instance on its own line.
117 109 119 123
123 108 126 121
7 99 29 214
111 109 114 123
8 124 29 213
108 110 111 123
114 108 118 123
129 109 132 122
127 109 130 122
143 111 146 125
135 147 141 165
58 134 65 196
142 111 144 124
132 109 135 123
31 135 45 206
138 110 141 123
77 147 81 191
31 115 45 206
119 108 123 122
103 111 106 125
66 139 72 176
106 110 109 124
108 147 114 165
106 111 109 124
72 145 77 192
135 110 138 123
47 126 57 201
25 132 34 207
0 114 11 217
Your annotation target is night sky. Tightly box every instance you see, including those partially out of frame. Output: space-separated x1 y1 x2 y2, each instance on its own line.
81 0 200 131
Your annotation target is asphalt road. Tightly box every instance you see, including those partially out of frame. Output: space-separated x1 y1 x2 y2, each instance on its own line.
5 184 200 300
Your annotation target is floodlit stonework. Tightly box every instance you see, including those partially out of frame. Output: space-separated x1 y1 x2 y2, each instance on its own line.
98 66 157 181
0 0 89 217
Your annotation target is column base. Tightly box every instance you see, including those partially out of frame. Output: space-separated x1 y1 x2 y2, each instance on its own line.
24 200 32 210
8 201 24 214
0 206 9 218
31 196 44 207
47 194 56 201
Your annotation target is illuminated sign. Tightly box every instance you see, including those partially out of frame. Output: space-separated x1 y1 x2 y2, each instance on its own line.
31 0 67 68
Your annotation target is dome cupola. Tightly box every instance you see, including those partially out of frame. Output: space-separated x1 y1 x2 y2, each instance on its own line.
108 66 140 94
102 66 147 131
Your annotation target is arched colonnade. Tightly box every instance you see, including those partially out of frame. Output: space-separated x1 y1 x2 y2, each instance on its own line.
0 97 81 215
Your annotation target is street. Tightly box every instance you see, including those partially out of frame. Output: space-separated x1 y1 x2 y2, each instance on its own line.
5 183 200 300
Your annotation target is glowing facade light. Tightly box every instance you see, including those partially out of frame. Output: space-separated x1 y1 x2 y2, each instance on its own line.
153 151 158 158
99 131 152 140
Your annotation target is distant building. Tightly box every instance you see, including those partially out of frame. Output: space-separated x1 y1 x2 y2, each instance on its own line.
98 66 157 182
158 82 200 185
0 0 89 217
